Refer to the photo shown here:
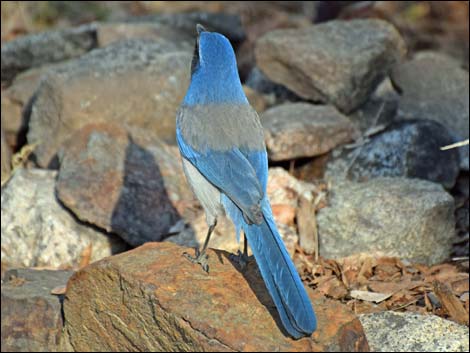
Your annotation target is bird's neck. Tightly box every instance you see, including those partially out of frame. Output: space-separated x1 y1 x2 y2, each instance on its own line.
183 67 248 105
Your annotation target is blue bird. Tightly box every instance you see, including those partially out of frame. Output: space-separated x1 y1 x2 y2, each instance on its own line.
176 24 317 339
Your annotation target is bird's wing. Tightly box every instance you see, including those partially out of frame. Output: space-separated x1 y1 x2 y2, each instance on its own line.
177 127 264 224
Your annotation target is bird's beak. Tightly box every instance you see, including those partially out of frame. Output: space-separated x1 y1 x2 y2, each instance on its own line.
196 24 207 36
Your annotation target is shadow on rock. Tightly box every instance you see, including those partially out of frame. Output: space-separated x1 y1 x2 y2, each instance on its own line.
110 135 186 247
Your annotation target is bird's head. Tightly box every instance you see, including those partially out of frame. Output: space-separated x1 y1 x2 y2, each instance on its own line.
183 24 247 105
191 24 238 76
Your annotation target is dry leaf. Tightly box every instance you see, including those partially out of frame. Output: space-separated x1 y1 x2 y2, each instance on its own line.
350 290 393 303
316 275 349 300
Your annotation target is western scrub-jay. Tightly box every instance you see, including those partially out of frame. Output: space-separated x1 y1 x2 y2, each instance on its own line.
176 24 317 339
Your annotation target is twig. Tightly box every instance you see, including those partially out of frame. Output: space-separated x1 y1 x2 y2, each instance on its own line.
440 139 469 150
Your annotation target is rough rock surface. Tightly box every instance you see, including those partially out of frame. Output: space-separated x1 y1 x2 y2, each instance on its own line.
63 242 369 352
360 311 469 352
1 24 97 82
27 39 192 167
56 123 194 247
256 19 406 113
1 269 73 352
317 177 455 265
391 52 469 171
261 103 358 160
326 120 461 189
1 168 126 268
391 52 469 139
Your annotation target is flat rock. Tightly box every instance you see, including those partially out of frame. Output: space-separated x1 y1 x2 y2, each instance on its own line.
1 168 126 268
63 242 369 352
317 177 455 265
326 120 461 189
1 24 97 83
256 19 406 113
56 123 194 247
261 103 358 160
360 311 469 352
1 269 73 352
27 39 192 167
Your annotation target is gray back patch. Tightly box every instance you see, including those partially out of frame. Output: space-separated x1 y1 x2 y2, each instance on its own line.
177 104 265 151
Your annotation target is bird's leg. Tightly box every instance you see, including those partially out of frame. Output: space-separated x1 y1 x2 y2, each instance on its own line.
230 233 253 271
183 220 217 273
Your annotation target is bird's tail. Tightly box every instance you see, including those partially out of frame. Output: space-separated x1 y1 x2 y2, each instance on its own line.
241 201 317 339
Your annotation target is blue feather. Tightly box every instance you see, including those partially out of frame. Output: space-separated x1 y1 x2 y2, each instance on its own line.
223 196 317 338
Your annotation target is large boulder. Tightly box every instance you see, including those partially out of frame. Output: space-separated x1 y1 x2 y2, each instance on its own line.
317 177 455 265
256 19 406 113
63 242 369 352
27 39 192 168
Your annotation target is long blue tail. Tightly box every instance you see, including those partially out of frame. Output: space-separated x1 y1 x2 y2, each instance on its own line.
226 197 317 338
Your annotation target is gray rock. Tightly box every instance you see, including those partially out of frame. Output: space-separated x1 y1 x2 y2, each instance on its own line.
359 311 469 352
27 39 192 168
326 120 461 189
1 24 97 83
1 168 126 268
391 52 470 171
261 103 358 161
56 123 194 247
1 269 74 352
127 11 245 43
391 52 469 139
96 22 193 47
256 19 406 113
317 177 455 265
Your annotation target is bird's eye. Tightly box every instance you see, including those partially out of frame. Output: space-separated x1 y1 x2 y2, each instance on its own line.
190 38 200 75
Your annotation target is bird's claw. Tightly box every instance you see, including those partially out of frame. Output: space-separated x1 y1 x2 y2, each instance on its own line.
183 248 209 273
230 250 253 271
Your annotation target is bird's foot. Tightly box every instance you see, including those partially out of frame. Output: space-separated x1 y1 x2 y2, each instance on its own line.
230 250 253 271
183 247 209 273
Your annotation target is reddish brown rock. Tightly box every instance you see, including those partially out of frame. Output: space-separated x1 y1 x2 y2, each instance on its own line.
56 123 195 247
1 269 73 352
63 242 369 352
